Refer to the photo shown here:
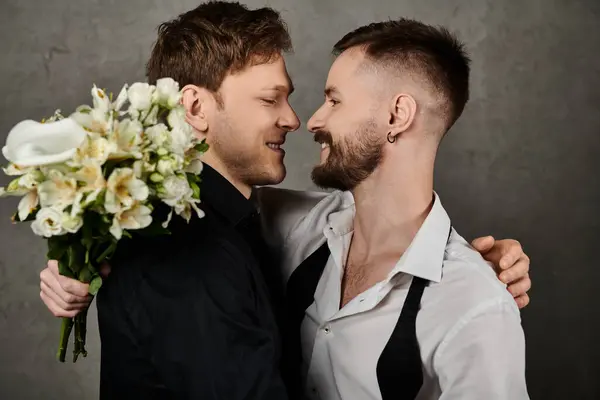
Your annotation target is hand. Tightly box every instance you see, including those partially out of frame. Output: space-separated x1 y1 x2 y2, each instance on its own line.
40 260 92 318
471 236 531 309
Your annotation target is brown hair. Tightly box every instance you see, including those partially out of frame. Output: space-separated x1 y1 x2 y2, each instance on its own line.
334 18 470 130
146 1 292 93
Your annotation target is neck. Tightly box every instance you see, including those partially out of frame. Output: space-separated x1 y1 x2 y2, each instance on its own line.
201 153 253 199
350 145 436 256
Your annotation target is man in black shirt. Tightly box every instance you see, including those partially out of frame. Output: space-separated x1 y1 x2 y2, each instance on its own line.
38 2 532 399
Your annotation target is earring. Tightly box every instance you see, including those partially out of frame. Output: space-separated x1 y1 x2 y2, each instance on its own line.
387 132 397 143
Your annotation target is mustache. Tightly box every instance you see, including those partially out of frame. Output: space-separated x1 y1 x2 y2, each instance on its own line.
313 130 333 145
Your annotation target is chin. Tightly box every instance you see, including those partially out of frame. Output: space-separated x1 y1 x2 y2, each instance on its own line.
252 164 286 186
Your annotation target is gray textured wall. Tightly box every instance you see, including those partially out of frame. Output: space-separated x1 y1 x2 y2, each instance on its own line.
1 0 599 399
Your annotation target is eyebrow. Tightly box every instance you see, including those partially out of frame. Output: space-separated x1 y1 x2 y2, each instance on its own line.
324 86 340 97
263 83 295 95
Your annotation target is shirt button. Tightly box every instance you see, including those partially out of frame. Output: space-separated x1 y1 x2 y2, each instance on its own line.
324 326 331 334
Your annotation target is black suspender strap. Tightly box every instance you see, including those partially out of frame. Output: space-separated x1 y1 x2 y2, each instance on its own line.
283 241 330 398
376 225 453 400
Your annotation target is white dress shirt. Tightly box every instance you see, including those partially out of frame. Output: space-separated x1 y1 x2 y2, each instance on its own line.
258 188 529 400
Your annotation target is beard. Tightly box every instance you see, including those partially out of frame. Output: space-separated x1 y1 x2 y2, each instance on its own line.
311 119 385 191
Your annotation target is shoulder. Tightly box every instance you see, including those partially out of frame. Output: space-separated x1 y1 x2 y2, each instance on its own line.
418 229 521 354
438 229 516 310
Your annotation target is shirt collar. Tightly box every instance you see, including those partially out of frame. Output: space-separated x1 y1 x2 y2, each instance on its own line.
199 164 257 227
327 191 450 283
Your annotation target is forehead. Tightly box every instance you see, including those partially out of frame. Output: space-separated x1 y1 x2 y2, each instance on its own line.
326 48 374 93
223 55 294 92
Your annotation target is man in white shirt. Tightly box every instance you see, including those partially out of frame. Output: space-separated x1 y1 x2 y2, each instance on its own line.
259 18 529 399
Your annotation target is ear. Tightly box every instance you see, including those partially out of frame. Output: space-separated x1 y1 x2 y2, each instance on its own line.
181 84 214 133
388 93 417 136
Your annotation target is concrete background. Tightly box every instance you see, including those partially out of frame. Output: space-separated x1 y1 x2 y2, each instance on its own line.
1 0 599 398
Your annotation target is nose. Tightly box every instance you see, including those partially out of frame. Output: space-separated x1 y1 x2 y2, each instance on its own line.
279 103 301 132
307 106 325 133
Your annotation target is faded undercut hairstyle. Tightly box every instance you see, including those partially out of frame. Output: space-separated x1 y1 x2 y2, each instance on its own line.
146 1 292 95
334 18 471 132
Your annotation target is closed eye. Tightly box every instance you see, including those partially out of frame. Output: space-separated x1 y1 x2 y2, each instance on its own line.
261 98 277 105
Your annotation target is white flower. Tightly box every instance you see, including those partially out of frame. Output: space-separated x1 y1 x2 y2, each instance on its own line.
142 104 159 126
128 83 155 112
62 213 83 233
170 126 194 156
153 78 181 109
145 123 170 148
185 159 204 175
73 161 105 206
18 170 44 190
37 173 78 210
2 118 87 167
72 136 115 165
159 175 192 207
31 207 66 237
17 190 39 221
110 118 143 158
113 84 129 112
91 85 111 114
3 163 33 176
109 204 152 240
105 168 149 214
167 107 186 130
157 158 175 176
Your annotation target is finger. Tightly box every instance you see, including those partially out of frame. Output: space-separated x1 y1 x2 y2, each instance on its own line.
507 274 531 298
48 259 59 275
40 290 79 318
499 243 525 270
57 275 91 299
515 294 530 309
499 256 530 284
46 260 92 298
471 236 495 253
41 281 90 311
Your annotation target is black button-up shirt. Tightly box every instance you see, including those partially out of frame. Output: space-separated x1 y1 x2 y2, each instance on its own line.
96 165 289 399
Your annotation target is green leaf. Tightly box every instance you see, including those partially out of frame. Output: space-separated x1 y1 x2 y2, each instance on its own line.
88 275 103 296
194 140 209 153
78 266 92 283
47 236 69 261
96 241 117 263
189 181 200 200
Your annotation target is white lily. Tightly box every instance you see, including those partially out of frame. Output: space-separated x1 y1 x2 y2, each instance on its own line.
113 84 129 112
17 190 39 221
105 168 149 214
153 78 181 109
2 118 87 167
37 172 78 210
110 118 143 158
3 163 33 176
73 161 106 206
72 135 116 166
31 207 66 237
109 203 153 240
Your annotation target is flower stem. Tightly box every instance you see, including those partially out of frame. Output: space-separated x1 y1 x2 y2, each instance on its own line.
56 317 74 362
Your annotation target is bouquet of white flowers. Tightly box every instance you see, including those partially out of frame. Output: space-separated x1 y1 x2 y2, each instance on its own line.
0 78 208 362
